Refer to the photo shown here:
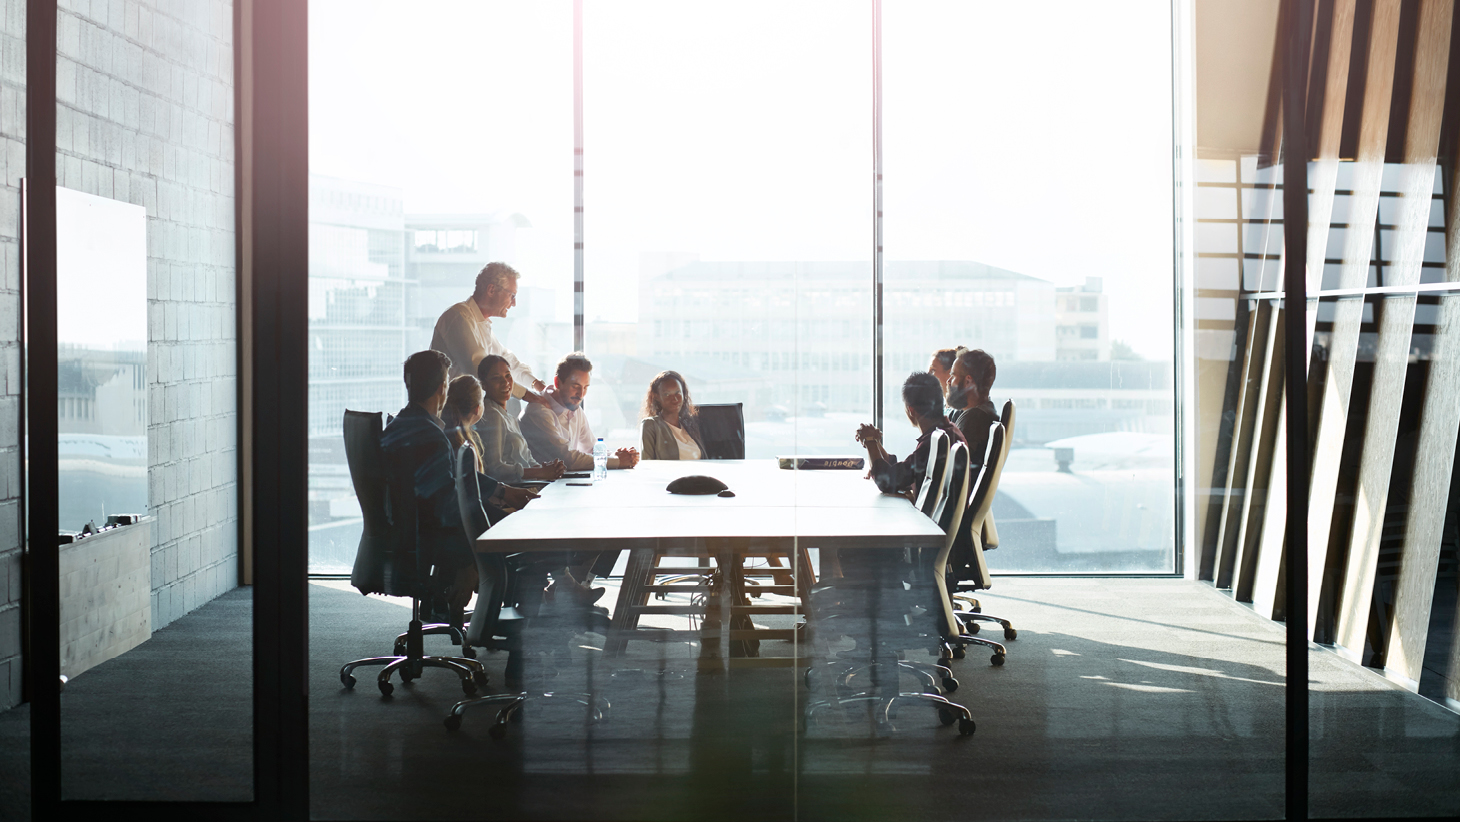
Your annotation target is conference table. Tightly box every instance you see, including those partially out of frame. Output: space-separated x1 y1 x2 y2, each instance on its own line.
474 459 945 667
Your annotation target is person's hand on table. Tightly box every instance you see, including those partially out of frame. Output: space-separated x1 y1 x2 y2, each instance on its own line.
615 446 639 468
524 460 565 480
856 423 882 478
501 486 540 509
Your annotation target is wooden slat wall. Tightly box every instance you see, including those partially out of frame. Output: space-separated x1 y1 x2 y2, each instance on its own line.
1299 0 1401 636
1212 307 1267 588
1233 304 1286 603
1335 0 1454 660
1200 0 1460 703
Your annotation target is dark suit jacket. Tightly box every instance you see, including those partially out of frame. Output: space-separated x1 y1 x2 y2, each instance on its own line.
951 399 999 469
382 404 501 571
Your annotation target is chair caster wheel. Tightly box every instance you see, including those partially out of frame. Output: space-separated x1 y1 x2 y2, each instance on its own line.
400 669 416 684
1004 628 1018 641
941 676 959 693
461 645 477 659
444 714 462 731
938 707 957 726
472 671 490 689
341 673 356 689
488 723 508 740
937 658 953 670
958 717 976 736
952 646 966 659
379 680 394 697
990 653 1006 666
462 678 478 696
967 622 980 634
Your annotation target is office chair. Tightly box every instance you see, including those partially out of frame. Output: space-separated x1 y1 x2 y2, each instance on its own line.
697 402 746 459
338 410 487 697
803 439 976 736
981 400 1016 551
913 426 952 517
950 406 1018 641
938 423 1012 665
445 443 609 737
952 400 1011 620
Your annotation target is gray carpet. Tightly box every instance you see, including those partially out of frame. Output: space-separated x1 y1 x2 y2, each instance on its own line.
3 578 1458 820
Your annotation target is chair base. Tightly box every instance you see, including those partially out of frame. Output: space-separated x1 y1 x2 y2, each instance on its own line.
340 653 488 697
444 689 610 737
810 657 959 697
955 608 1017 641
394 622 475 658
805 691 975 736
941 633 1007 666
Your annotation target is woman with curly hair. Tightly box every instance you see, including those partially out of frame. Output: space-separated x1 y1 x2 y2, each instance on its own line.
639 370 707 460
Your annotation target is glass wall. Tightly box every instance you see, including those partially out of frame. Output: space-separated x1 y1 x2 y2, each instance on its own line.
306 0 575 573
1191 0 1460 812
52 0 247 801
882 0 1177 572
582 0 872 458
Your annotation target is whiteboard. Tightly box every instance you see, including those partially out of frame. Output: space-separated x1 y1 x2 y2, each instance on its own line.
56 186 148 352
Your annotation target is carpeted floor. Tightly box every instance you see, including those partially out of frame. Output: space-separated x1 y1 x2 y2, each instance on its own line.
3 577 1458 820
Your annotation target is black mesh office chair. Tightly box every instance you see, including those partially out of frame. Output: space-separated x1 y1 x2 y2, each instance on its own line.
696 402 745 459
338 410 487 697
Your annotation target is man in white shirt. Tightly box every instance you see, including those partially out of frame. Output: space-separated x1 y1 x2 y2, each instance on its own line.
521 353 640 472
430 261 549 407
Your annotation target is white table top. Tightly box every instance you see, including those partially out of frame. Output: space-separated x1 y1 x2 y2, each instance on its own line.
474 459 945 553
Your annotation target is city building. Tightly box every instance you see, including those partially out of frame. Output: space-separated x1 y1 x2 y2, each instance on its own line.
1054 276 1111 360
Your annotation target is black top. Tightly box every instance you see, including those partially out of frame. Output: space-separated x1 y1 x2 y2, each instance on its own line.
951 399 999 468
382 404 502 570
871 418 966 496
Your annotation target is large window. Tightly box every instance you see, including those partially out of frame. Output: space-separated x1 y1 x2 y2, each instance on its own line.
582 1 872 457
882 0 1177 572
307 0 575 573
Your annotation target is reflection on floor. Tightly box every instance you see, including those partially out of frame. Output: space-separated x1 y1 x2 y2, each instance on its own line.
3 578 1458 820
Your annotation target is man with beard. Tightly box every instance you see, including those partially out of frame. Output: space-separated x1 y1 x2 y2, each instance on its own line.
945 348 998 469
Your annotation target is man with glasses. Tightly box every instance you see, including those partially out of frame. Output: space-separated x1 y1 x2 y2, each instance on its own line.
430 261 550 408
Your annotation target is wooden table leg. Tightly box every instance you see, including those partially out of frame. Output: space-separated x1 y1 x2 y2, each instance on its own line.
606 548 655 656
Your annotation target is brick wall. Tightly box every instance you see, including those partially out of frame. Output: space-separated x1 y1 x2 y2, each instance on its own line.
56 0 236 634
0 0 24 710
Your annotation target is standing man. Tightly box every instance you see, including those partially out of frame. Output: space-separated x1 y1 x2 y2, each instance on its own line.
430 261 549 407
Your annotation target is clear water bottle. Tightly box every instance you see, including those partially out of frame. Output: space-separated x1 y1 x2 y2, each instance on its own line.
593 437 609 483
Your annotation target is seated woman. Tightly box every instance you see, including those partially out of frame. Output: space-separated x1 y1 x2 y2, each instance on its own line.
856 371 966 500
473 355 566 483
639 370 707 460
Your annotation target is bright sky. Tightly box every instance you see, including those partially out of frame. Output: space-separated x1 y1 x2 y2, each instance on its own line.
310 0 1174 358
